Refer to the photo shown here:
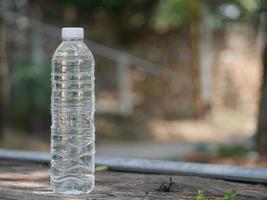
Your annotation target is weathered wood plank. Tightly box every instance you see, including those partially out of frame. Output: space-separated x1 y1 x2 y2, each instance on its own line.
0 160 266 200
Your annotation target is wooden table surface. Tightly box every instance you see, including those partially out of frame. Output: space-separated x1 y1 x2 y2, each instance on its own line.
0 160 266 200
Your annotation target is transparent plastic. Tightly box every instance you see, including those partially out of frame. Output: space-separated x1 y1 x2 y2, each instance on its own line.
50 37 95 195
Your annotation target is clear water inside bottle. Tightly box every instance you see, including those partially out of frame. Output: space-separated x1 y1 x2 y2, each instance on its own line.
50 39 95 195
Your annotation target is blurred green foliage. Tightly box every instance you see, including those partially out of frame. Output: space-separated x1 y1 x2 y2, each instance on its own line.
196 188 236 200
153 0 200 31
46 0 267 31
40 0 267 42
9 62 50 129
58 0 155 12
57 0 156 29
217 145 250 158
223 190 236 200
196 189 207 200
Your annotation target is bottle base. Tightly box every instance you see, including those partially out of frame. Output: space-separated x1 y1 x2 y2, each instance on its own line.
51 176 94 195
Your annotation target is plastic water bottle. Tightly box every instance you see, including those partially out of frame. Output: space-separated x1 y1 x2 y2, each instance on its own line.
50 27 95 195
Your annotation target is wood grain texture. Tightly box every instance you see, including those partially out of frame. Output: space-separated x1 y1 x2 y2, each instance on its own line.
0 160 266 200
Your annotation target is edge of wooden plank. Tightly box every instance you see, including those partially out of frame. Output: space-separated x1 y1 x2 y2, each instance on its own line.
0 149 266 183
97 156 267 183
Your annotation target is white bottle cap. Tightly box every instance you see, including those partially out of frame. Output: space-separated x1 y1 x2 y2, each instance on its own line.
61 27 84 39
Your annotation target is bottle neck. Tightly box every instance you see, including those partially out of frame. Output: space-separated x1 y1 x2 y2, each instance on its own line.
63 38 83 42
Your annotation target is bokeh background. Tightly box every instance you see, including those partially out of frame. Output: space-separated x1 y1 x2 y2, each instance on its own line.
0 0 266 166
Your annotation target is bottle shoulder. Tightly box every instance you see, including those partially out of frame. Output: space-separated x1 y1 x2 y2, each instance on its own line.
52 41 94 62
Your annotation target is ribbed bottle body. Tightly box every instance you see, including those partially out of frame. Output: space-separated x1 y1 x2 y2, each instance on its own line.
50 40 95 195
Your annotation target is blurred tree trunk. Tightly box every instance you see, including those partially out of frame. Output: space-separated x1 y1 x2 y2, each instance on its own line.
199 5 213 112
0 21 9 137
257 43 267 156
117 57 132 115
189 5 203 116
256 12 267 156
31 4 44 70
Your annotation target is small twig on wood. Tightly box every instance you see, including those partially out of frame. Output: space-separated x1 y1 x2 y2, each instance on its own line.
158 177 175 192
